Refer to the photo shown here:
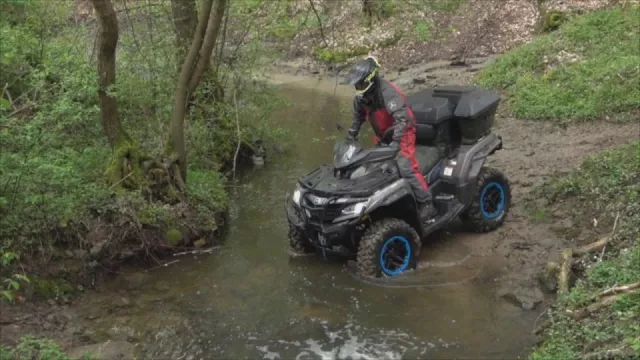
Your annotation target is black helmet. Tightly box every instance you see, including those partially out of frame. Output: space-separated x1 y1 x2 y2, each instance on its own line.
343 55 380 98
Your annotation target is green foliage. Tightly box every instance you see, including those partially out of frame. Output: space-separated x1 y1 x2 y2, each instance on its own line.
412 20 433 41
0 251 29 302
312 31 402 63
476 7 640 122
0 336 74 360
313 46 370 63
540 11 568 33
530 142 640 359
0 0 288 289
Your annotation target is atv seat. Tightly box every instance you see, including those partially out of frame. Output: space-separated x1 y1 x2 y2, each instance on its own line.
415 145 442 175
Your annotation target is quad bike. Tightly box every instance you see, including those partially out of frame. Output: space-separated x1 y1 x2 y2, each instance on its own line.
284 85 511 278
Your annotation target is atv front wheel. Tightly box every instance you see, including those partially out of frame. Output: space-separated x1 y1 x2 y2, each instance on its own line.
357 218 420 278
288 225 314 255
461 166 511 232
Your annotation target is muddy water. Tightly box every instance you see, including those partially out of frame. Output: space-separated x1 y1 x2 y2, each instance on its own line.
75 78 539 359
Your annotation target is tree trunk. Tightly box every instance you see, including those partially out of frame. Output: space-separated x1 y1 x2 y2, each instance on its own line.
170 0 197 65
168 0 227 180
362 0 382 26
90 0 124 148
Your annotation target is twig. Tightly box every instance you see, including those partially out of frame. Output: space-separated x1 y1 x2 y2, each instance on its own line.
2 83 15 110
532 308 548 333
599 212 619 261
598 281 640 298
232 89 241 180
144 259 180 272
7 104 36 117
308 0 329 48
173 246 219 257
583 344 632 359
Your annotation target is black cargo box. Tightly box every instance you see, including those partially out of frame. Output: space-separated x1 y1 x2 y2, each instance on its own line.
407 89 453 126
433 85 500 143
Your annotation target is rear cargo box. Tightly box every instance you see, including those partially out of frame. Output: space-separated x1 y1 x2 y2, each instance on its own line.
407 89 453 125
433 85 500 143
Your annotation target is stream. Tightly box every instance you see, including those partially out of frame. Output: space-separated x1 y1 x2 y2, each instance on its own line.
73 76 539 359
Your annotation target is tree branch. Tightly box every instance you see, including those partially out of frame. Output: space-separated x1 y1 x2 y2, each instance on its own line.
187 0 228 95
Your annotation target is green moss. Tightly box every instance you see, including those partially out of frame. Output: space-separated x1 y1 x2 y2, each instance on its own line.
476 7 640 122
312 33 402 63
540 11 568 33
165 228 183 247
33 278 74 299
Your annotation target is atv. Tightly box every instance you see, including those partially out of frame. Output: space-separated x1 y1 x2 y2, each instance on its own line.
284 85 511 278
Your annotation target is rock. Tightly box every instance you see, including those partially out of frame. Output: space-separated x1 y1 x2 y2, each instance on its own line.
68 341 135 360
412 77 426 84
74 250 87 259
398 66 409 72
120 272 149 291
500 286 544 310
193 238 207 248
90 240 107 258
426 75 437 79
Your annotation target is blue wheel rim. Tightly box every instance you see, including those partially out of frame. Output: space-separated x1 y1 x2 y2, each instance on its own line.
480 182 505 219
380 236 412 276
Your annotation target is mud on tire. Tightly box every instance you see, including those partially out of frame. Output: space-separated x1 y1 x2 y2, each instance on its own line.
461 166 511 233
288 225 314 254
357 218 420 278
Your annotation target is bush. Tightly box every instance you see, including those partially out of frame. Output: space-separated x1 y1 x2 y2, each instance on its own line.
0 336 74 360
476 7 640 122
0 0 289 298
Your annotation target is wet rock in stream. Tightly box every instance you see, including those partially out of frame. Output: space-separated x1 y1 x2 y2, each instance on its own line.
499 285 544 310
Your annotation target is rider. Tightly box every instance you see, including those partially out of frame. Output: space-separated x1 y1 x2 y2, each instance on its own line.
343 55 438 220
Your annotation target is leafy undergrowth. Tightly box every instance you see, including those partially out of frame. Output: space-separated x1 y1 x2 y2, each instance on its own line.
476 7 640 123
529 141 640 360
0 336 80 360
0 1 290 302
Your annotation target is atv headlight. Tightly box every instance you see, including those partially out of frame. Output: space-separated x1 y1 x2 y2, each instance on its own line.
292 189 302 206
342 201 367 215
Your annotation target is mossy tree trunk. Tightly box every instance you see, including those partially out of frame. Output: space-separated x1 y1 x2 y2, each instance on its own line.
362 0 384 27
90 0 124 149
169 0 228 181
90 0 228 198
90 0 143 189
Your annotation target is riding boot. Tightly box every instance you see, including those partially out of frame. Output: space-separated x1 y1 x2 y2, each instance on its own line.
418 199 438 221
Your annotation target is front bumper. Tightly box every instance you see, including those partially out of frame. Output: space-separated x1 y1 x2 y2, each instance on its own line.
284 192 360 254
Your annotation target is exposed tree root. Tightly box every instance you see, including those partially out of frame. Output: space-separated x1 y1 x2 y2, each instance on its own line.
106 137 188 203
582 343 636 360
599 282 640 297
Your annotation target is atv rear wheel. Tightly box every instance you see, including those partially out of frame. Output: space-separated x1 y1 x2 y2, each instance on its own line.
357 218 420 278
288 225 314 255
461 166 511 232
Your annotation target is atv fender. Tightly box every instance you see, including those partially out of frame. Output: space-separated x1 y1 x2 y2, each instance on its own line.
365 179 414 212
453 132 503 205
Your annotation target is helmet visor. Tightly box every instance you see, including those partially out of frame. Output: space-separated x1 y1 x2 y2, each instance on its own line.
354 79 373 94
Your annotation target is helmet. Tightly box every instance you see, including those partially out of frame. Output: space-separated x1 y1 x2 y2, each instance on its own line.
343 55 380 98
